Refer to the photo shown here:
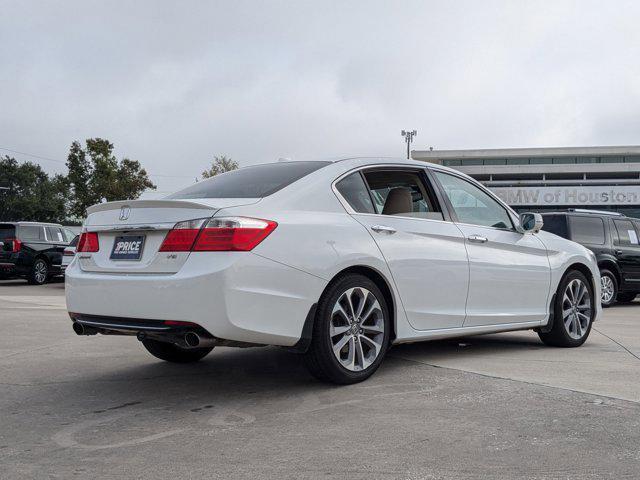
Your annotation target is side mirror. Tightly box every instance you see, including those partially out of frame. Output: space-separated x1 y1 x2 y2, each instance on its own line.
518 212 543 233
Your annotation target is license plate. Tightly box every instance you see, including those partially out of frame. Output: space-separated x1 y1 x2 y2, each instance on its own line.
110 235 145 261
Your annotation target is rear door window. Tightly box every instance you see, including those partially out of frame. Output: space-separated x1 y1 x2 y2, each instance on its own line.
46 226 65 243
167 161 329 199
18 225 45 241
335 172 375 214
361 169 443 220
613 219 639 245
568 216 605 245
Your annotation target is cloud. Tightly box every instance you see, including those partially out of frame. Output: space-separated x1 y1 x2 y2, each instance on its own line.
1 0 640 196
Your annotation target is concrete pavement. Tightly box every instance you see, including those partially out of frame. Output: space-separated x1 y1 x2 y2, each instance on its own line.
1 280 639 479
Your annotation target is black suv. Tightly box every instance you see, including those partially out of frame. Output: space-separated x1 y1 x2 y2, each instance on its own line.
0 222 76 285
541 209 640 306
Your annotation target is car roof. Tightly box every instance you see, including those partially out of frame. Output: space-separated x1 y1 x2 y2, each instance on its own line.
328 156 462 174
540 210 628 218
0 221 63 226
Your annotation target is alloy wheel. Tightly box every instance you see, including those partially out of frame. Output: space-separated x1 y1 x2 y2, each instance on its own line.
34 261 47 284
600 274 614 304
562 278 592 340
330 287 385 372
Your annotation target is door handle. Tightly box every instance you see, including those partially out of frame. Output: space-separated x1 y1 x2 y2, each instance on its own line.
615 249 623 255
371 225 397 234
467 234 488 243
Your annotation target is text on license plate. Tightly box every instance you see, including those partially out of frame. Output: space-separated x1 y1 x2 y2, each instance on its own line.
110 235 145 260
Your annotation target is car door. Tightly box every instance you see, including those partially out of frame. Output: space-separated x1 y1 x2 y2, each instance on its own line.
334 167 469 330
431 169 551 327
611 218 640 289
45 226 67 268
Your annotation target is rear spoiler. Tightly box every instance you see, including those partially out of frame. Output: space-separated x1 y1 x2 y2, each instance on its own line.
86 200 213 215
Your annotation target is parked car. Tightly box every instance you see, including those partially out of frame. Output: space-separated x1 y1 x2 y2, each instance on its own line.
66 158 601 384
0 222 76 285
541 209 640 307
61 235 79 272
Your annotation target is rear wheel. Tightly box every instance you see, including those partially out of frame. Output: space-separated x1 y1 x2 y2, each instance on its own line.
539 270 594 347
616 292 637 303
304 274 391 384
142 339 213 363
28 259 48 285
599 269 617 307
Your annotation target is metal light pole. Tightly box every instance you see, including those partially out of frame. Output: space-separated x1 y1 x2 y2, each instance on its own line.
401 130 417 159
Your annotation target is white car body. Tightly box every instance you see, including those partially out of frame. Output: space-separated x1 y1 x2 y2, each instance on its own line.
66 158 601 369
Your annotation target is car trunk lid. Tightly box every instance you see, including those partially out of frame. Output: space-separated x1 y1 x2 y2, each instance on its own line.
79 198 259 273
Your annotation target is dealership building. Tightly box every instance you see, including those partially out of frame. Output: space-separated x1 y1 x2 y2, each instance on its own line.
412 146 640 218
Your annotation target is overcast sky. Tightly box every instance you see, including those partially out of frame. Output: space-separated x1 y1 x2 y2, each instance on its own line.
2 0 640 196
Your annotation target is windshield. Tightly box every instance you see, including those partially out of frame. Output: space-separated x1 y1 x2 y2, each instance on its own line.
167 161 330 199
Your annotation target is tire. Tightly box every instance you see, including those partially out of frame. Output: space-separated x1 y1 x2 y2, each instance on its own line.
303 273 391 384
539 270 594 347
616 292 637 303
28 258 49 285
599 269 617 307
142 339 213 363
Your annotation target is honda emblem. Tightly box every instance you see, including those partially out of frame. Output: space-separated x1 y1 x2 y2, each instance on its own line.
119 206 131 221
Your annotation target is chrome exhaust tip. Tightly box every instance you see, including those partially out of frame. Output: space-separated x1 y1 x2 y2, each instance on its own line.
184 332 201 348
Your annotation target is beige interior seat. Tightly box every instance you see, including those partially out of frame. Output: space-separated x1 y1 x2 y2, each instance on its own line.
382 187 413 215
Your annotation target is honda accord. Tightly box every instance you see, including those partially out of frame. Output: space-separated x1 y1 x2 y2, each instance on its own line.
66 158 601 383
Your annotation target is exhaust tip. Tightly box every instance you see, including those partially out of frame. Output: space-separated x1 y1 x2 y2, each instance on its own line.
72 322 84 335
184 332 200 348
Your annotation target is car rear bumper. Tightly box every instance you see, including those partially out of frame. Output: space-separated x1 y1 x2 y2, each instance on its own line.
65 251 327 347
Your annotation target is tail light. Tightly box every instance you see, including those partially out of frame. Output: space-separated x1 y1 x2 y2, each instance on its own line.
63 247 75 256
77 232 99 252
159 219 206 252
5 238 21 253
159 217 277 252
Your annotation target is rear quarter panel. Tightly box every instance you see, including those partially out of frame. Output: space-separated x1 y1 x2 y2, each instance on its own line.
214 165 416 341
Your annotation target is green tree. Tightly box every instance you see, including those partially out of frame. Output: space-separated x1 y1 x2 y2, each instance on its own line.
0 156 67 223
66 138 156 218
201 155 238 179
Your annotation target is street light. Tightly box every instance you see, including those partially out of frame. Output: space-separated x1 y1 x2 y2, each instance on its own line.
401 130 417 159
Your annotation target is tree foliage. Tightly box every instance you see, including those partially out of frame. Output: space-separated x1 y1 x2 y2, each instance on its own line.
0 139 156 223
66 138 156 218
0 156 67 222
201 155 238 179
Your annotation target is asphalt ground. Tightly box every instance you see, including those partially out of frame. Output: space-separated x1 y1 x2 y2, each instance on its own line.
1 278 639 479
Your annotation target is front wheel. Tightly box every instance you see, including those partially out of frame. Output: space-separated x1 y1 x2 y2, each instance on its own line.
303 274 391 384
539 270 594 347
28 259 49 285
142 339 213 363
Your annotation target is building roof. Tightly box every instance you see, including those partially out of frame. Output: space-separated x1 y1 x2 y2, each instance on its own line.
412 145 640 160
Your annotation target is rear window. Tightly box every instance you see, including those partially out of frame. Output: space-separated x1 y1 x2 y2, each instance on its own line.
568 216 605 245
69 235 79 247
0 225 15 241
167 161 330 199
541 215 568 238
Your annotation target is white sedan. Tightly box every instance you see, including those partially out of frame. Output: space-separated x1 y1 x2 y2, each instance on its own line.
66 158 601 384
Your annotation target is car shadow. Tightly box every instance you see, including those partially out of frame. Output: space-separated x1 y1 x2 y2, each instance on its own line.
56 332 545 410
389 332 546 363
0 277 65 287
